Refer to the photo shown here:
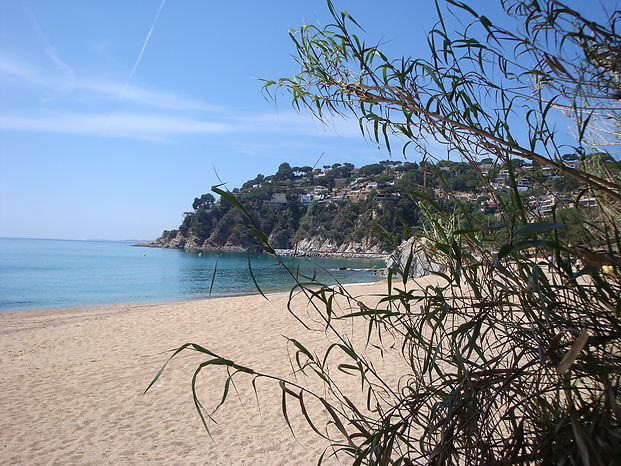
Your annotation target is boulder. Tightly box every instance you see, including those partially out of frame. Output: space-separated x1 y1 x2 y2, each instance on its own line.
182 233 204 251
165 232 187 249
386 237 446 278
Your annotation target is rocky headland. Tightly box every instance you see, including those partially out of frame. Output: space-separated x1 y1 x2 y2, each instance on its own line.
136 232 390 260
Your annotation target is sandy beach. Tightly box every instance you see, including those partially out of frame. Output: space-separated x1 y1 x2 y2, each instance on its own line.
0 280 414 465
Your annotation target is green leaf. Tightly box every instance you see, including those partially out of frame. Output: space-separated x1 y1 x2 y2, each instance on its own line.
212 186 256 226
208 256 219 296
247 251 268 300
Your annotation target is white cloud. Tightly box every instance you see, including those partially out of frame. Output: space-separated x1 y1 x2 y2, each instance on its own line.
0 108 371 141
0 113 232 139
78 80 221 112
0 53 219 112
0 55 367 141
0 55 42 84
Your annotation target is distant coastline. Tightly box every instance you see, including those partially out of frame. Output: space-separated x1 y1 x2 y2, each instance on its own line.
0 236 145 243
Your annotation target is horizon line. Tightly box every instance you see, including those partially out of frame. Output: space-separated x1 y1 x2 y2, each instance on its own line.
0 236 149 243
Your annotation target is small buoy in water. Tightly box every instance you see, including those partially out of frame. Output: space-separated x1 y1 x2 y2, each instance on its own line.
198 252 203 257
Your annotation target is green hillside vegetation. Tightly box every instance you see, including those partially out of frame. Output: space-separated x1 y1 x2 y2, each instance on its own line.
157 156 608 252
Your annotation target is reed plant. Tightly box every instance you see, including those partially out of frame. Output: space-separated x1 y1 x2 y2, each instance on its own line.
148 1 620 463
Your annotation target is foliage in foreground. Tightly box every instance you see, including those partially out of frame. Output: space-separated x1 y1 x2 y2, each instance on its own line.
148 1 621 463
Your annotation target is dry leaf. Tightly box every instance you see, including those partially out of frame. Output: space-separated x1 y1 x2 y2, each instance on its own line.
557 328 589 375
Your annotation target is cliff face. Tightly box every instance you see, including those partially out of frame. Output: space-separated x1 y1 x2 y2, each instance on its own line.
145 230 250 252
294 236 388 255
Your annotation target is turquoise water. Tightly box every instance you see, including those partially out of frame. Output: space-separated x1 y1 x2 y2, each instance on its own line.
0 238 385 311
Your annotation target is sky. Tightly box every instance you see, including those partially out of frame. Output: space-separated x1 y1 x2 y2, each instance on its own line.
0 0 610 240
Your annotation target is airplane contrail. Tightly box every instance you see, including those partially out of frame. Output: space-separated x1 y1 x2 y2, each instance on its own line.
125 0 167 88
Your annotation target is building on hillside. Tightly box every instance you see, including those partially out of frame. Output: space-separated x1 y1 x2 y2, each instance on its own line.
454 192 479 202
478 161 495 176
299 193 324 205
299 194 313 205
322 197 342 204
532 194 597 217
516 178 531 192
538 196 556 216
536 195 573 216
374 193 401 207
578 197 597 208
264 193 288 209
542 166 559 178
433 188 448 198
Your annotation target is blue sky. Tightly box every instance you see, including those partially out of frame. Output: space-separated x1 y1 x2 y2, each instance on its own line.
0 0 607 240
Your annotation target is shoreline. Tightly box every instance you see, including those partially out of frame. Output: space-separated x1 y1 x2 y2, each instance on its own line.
0 277 387 315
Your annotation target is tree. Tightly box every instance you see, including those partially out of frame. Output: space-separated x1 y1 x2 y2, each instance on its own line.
291 166 313 176
332 162 355 178
358 163 383 176
275 162 293 181
552 175 581 193
152 1 621 463
192 193 215 211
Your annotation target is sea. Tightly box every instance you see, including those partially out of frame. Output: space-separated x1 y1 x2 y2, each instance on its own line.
0 237 385 312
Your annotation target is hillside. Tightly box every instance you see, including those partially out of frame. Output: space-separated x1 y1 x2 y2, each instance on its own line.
143 156 602 255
